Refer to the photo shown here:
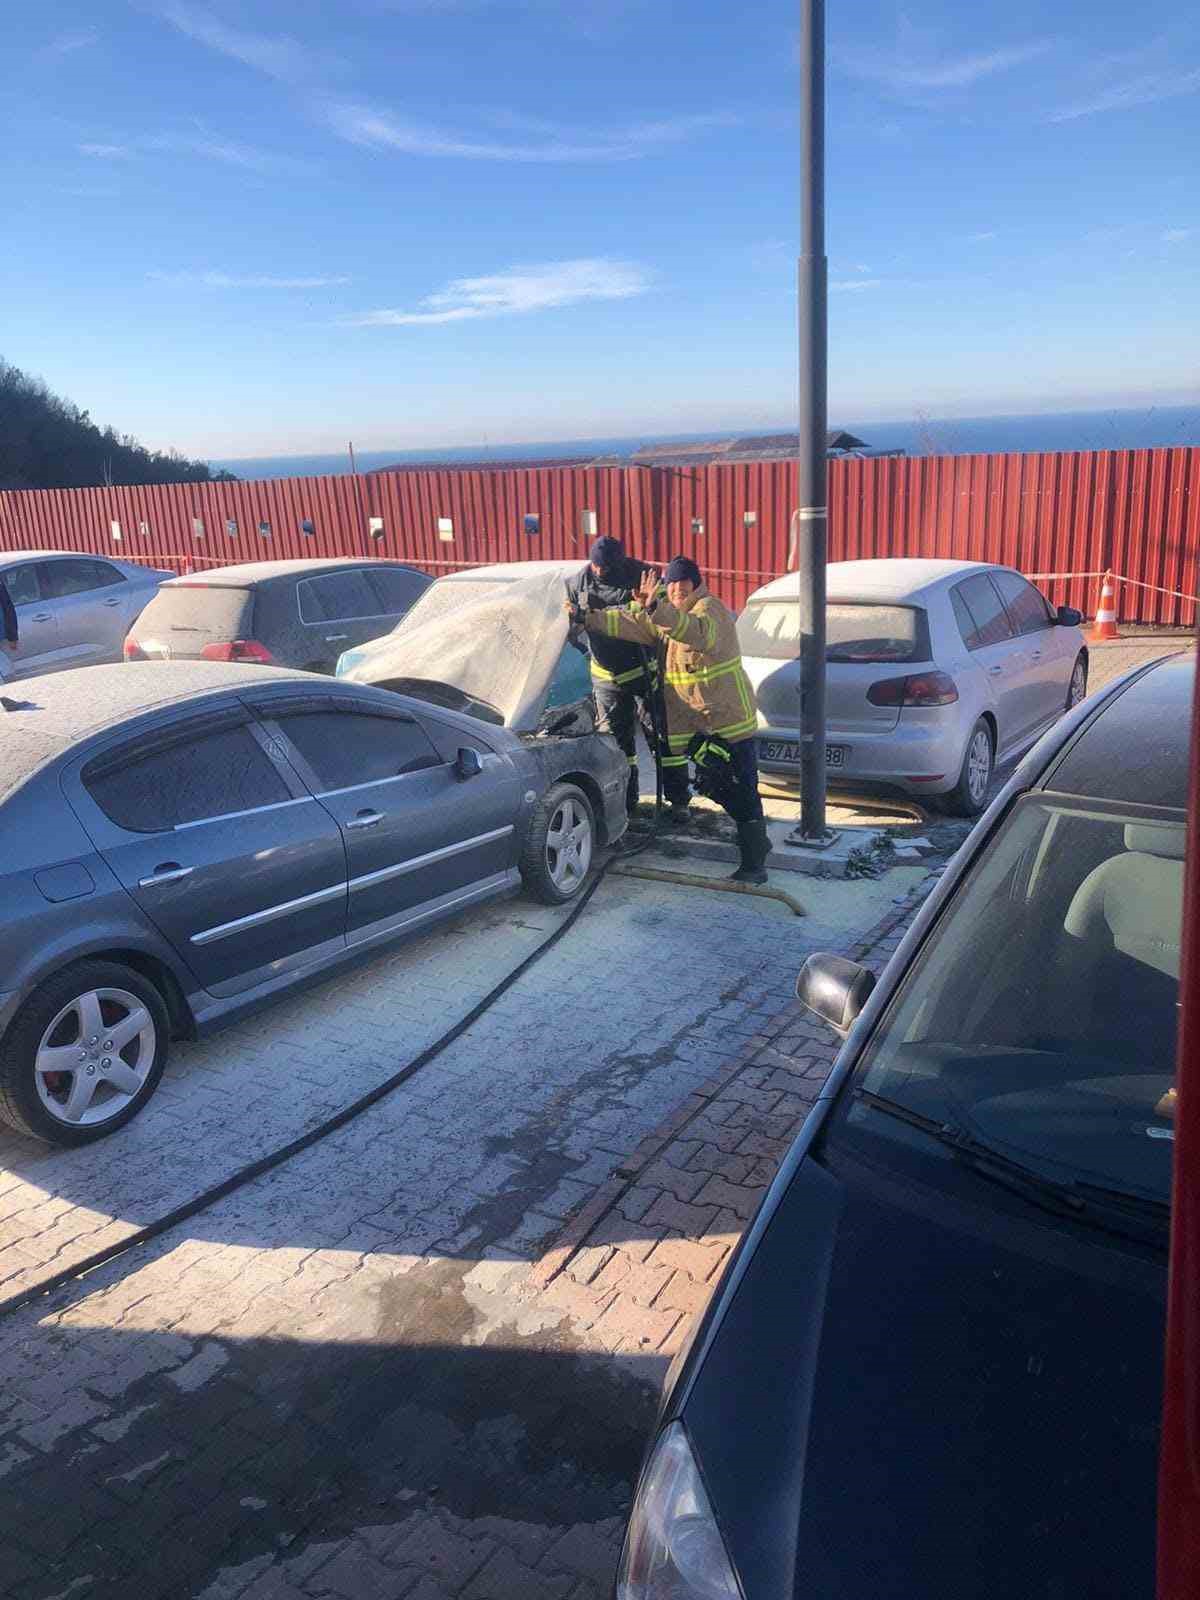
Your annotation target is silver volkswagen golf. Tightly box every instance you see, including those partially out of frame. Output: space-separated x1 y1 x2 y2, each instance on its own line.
739 559 1089 814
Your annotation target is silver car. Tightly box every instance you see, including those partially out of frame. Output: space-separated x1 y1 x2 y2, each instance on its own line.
739 559 1088 814
1 551 170 684
0 661 626 1146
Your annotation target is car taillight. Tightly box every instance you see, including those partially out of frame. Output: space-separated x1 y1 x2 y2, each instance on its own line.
867 671 959 707
200 640 274 664
123 636 146 661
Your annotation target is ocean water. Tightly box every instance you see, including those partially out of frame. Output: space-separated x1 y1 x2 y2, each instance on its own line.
212 405 1200 481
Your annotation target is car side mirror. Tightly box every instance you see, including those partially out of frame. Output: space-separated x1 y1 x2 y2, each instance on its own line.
1055 605 1083 627
796 954 876 1035
454 747 484 781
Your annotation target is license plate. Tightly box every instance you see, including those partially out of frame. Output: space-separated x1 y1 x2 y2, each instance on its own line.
760 740 848 769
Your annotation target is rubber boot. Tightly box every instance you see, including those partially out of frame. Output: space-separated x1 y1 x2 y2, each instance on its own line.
626 765 640 818
728 818 770 885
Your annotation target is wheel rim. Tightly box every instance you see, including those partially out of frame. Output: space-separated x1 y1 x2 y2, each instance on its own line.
546 797 593 893
35 987 157 1128
967 730 992 804
1069 661 1087 707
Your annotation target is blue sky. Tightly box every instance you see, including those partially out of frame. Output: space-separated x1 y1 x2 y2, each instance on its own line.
3 0 1198 459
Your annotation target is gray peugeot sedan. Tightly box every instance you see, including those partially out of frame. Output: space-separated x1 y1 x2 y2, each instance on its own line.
0 661 627 1145
0 551 171 683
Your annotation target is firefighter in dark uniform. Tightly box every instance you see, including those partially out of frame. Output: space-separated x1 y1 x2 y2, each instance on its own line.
566 536 684 819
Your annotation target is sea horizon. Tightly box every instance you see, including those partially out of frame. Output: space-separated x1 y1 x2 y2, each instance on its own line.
210 404 1200 481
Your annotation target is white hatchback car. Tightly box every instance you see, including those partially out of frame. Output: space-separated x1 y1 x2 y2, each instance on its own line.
738 559 1088 814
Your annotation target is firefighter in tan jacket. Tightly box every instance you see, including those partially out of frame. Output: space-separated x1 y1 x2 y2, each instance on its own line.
584 555 770 883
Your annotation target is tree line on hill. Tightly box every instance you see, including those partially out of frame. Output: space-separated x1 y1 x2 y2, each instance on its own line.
0 358 236 490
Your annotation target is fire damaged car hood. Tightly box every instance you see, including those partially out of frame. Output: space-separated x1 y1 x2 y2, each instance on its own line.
339 566 590 734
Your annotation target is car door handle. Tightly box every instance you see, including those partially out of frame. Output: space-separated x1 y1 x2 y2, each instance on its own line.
988 665 1004 676
325 634 348 642
138 864 194 888
33 613 53 622
345 810 384 830
104 597 122 607
1029 649 1044 660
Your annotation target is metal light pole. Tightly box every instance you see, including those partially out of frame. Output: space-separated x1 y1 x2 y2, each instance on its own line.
792 0 829 843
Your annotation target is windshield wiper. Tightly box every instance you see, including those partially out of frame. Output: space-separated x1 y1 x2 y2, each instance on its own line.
854 1089 1168 1238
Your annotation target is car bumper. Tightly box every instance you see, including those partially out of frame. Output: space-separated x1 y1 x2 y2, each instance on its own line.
754 717 965 797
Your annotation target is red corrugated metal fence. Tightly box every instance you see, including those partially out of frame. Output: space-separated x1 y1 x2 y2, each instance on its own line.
0 447 1196 623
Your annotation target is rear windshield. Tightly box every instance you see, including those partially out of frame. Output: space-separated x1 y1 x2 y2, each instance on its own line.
737 600 928 663
135 584 254 636
831 795 1183 1222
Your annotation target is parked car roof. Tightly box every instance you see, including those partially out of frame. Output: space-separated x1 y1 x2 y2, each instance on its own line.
0 549 152 566
1045 652 1192 811
0 661 311 802
166 558 425 588
750 559 997 605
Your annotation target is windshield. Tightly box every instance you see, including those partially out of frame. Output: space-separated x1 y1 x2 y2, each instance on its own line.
838 796 1184 1210
135 585 254 636
737 600 928 663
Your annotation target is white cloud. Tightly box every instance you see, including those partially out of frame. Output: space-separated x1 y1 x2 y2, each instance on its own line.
830 279 882 293
1050 65 1200 121
1163 227 1195 244
158 3 324 83
79 127 303 174
322 99 734 162
343 259 650 327
840 39 1053 94
150 271 350 289
969 230 998 241
142 129 303 172
48 27 100 54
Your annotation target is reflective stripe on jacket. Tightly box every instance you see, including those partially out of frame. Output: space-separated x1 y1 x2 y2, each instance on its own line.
587 584 757 749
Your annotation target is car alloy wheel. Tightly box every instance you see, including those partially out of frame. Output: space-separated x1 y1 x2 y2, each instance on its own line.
1068 658 1088 709
545 795 593 894
966 727 992 806
35 986 158 1129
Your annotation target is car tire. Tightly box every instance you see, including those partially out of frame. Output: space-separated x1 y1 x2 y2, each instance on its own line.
0 960 170 1146
1066 652 1088 711
520 783 595 905
941 719 994 817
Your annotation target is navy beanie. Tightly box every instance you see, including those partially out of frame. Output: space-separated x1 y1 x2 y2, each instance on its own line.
664 556 702 587
590 535 624 570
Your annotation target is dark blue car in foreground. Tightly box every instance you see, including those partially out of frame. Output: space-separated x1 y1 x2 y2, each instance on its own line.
617 654 1189 1600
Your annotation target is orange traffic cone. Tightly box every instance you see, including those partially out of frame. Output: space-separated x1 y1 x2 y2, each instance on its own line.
1090 571 1120 642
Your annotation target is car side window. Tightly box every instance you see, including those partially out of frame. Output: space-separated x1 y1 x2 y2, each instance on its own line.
40 559 104 599
275 709 442 790
992 570 1053 636
953 575 1016 650
297 571 382 624
84 724 291 832
367 567 430 614
89 560 126 589
2 564 41 607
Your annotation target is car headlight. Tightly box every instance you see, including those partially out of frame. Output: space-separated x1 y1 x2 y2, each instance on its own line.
617 1422 742 1600
335 649 365 678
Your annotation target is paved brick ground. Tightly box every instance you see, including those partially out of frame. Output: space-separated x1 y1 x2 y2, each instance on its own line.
0 862 937 1600
1 636 1166 1598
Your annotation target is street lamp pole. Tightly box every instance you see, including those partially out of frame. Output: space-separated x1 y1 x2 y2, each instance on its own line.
795 0 828 842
